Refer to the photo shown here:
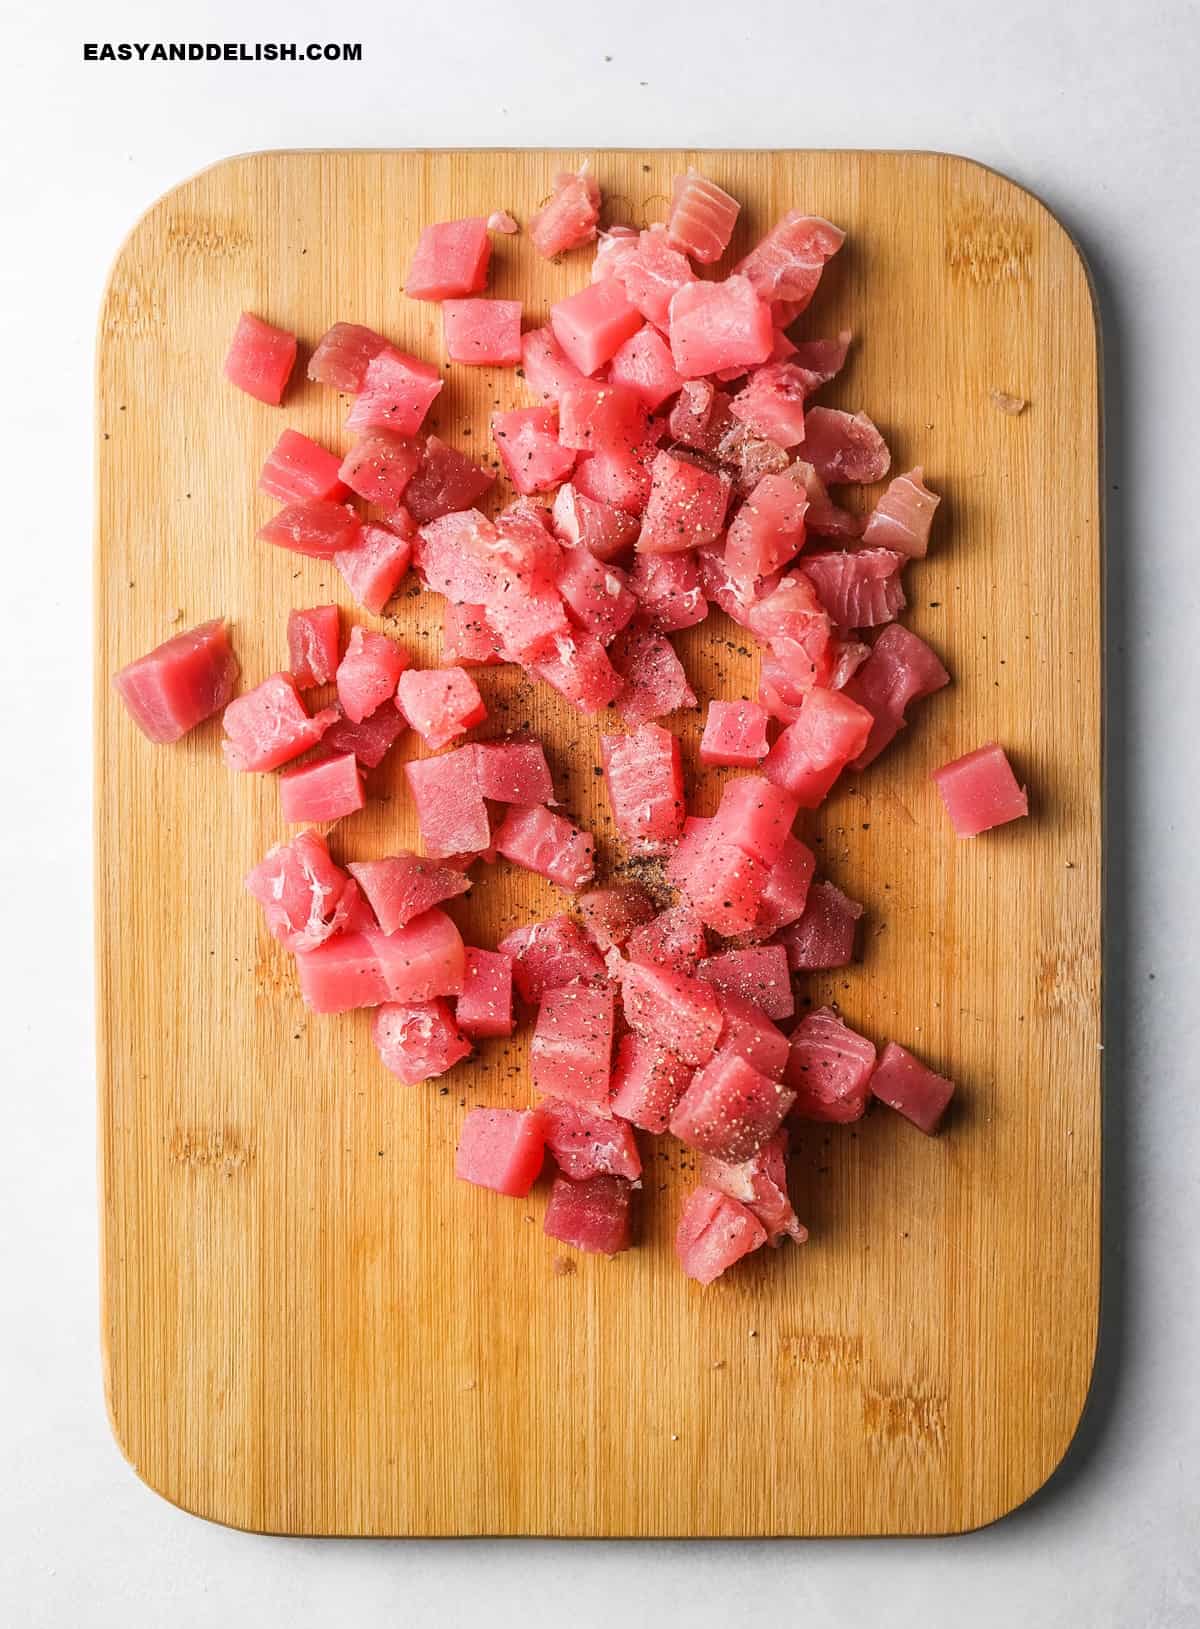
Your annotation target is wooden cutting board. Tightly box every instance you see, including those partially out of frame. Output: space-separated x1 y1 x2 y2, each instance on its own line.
95 150 1101 1537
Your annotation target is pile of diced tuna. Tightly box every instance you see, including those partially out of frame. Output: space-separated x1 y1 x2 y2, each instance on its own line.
113 165 1030 1284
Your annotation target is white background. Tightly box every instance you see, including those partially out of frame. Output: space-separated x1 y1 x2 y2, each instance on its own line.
2 2 1198 1625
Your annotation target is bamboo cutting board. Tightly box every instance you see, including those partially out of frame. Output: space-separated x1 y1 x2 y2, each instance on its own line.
95 150 1101 1537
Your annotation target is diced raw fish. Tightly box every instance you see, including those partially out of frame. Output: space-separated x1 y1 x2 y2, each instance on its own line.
843 623 951 768
669 274 773 379
787 332 852 394
668 378 733 455
699 699 770 766
675 1187 767 1285
753 833 816 937
670 1050 795 1161
667 172 740 264
244 829 356 952
637 451 731 554
551 279 643 376
735 213 844 310
113 619 239 744
786 1006 876 1123
485 583 572 666
798 408 890 485
221 672 336 771
279 751 365 823
529 168 601 259
627 551 706 633
788 458 866 540
296 909 465 1013
626 903 708 975
337 429 421 507
932 742 1029 836
608 625 696 726
260 429 347 503
414 511 526 605
442 602 503 666
870 1041 956 1134
373 999 471 1084
494 803 595 890
455 1107 546 1196
347 852 471 934
601 724 685 854
551 483 640 562
556 549 637 643
725 472 808 584
223 311 296 404
405 217 491 301
699 1129 806 1245
664 815 712 890
718 421 792 496
320 702 408 769
405 747 491 856
396 667 486 750
455 947 515 1038
443 298 522 365
592 225 641 282
336 626 409 722
711 990 790 1080
259 498 362 560
778 879 863 970
697 945 793 1020
728 364 809 449
307 321 389 392
345 346 444 437
540 1097 642 1180
710 774 799 868
619 962 722 1067
544 1173 633 1255
614 227 697 329
572 434 656 513
763 686 873 806
757 654 808 725
532 630 625 714
335 519 413 615
861 467 940 557
474 738 554 804
578 883 656 952
828 638 872 690
531 979 616 1112
491 405 577 494
286 605 340 690
404 436 495 524
608 325 684 411
681 832 768 936
747 572 833 692
520 325 588 401
499 916 605 1004
609 1033 693 1132
488 210 519 234
802 548 906 630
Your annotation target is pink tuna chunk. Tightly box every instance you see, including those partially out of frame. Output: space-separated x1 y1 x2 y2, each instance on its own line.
802 548 906 630
345 346 444 437
626 903 708 976
259 498 362 560
777 879 863 970
700 1129 806 1245
499 916 605 1004
441 602 503 666
734 213 845 310
335 519 413 615
373 998 471 1084
728 364 810 449
541 1097 642 1180
763 687 874 807
627 551 706 633
556 548 637 643
520 325 588 402
244 830 357 952
609 1033 693 1132
711 990 790 1081
608 625 697 725
396 667 486 750
551 483 641 562
637 451 731 554
295 909 465 1013
620 962 722 1067
746 572 834 692
403 436 495 524
405 747 491 856
668 275 773 378
492 405 577 494
932 742 1029 836
442 298 522 365
788 332 853 395
667 171 740 264
532 630 625 714
531 979 615 1113
558 377 647 453
279 751 365 823
578 883 656 952
724 472 809 584
485 580 572 665
798 407 891 485
869 1040 956 1134
347 852 470 934
260 429 347 503
455 947 514 1038
321 702 408 769
697 945 793 1020
529 168 601 259
337 429 420 507
710 774 799 868
544 1173 633 1255
551 279 643 376
675 1187 767 1284
455 1107 546 1197
789 457 866 540
608 325 684 411
307 321 389 392
700 700 770 767
786 1006 876 1123
223 311 296 404
494 803 595 890
405 217 491 301
752 832 816 937
681 832 768 936
336 626 409 722
113 619 239 744
670 1050 795 1162
474 738 554 804
222 672 336 771
861 467 941 557
287 605 340 689
844 623 951 769
614 228 697 329
601 724 686 854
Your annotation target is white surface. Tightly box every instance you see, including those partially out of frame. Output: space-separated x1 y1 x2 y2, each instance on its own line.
1 1 1197 1624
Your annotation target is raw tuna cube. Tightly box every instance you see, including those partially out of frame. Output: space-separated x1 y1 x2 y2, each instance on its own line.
668 275 773 378
609 1034 693 1132
626 904 708 975
828 638 872 691
494 804 595 890
803 548 906 630
778 879 863 970
405 748 491 856
396 667 486 750
307 321 389 391
700 699 770 766
573 437 655 513
221 672 336 771
531 979 616 1112
697 539 781 626
578 883 656 952
442 602 503 666
627 551 706 632
347 852 470 933
113 619 239 744
670 1051 795 1161
345 347 444 437
620 962 722 1066
614 228 697 329
455 947 515 1038
321 703 408 769
414 511 507 604
495 499 561 568
557 378 646 453
373 999 471 1084
404 436 495 524
753 833 816 937
555 549 636 643
728 364 809 449
259 498 362 560
405 217 491 301
932 743 1029 836
683 831 769 936
861 467 940 557
786 1006 876 1123
499 916 605 1003
540 1098 641 1180
697 945 793 1020
798 408 890 485
789 458 866 540
279 751 365 823
667 172 740 264
335 520 412 615
735 213 844 310
474 738 554 804
699 1129 806 1245
724 472 808 584
544 1173 633 1255
675 1187 767 1284
486 584 573 666
788 331 852 391
223 311 296 404
665 814 713 890
337 429 421 507
669 378 732 454
244 830 356 952
870 1041 956 1134
529 168 601 259
371 909 466 999
443 298 522 365
637 451 731 554
844 624 951 768
520 325 587 401
551 483 640 562
488 210 519 234
747 573 833 690
608 625 697 724
286 605 340 691
712 990 790 1080
550 280 643 376
294 931 390 1011
608 325 684 411
336 626 409 722
711 774 799 868
260 429 347 503
592 225 641 281
491 405 576 494
532 630 625 714
763 688 874 806
455 1107 546 1196
601 723 686 854
719 422 792 496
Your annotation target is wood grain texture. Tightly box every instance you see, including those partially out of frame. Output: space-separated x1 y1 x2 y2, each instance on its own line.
95 150 1101 1537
